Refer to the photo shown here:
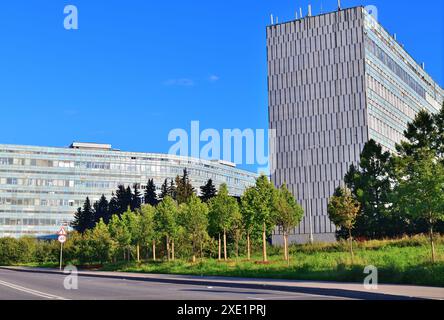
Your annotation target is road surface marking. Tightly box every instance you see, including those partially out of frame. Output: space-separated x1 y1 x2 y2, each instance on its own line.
0 279 69 300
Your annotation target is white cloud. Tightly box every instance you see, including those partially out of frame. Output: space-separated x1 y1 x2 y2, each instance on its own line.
163 78 195 87
209 75 220 82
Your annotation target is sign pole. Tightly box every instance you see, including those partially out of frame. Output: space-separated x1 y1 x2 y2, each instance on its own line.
57 226 67 271
60 241 63 271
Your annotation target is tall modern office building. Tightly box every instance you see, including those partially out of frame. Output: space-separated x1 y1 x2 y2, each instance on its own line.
267 6 444 243
0 142 258 238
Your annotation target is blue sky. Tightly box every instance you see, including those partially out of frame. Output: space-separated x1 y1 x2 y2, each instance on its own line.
0 0 442 172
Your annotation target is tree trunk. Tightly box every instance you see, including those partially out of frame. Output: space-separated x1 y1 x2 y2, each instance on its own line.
152 239 156 261
166 235 170 262
285 234 290 266
348 228 354 264
246 232 251 261
235 235 239 259
283 232 288 262
136 244 140 262
223 228 227 261
262 222 268 262
218 233 221 261
172 239 175 261
200 242 203 261
429 225 436 263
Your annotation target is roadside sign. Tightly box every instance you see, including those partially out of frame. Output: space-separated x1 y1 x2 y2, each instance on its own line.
58 235 67 243
57 227 67 236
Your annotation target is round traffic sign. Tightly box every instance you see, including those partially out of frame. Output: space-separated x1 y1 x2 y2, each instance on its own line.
58 235 67 243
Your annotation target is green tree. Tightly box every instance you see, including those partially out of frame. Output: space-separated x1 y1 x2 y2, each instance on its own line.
393 150 444 263
396 110 438 159
159 179 169 200
108 214 131 261
241 175 277 262
108 192 119 217
273 184 304 263
433 101 444 159
116 185 131 215
139 204 156 260
179 195 209 262
0 238 22 265
327 187 360 262
144 179 158 206
241 187 258 260
167 179 177 200
344 139 397 239
230 206 243 259
131 184 142 211
208 184 239 260
254 175 277 262
175 169 195 204
200 179 217 203
93 195 110 224
122 209 143 262
154 196 179 261
89 219 115 263
71 197 95 233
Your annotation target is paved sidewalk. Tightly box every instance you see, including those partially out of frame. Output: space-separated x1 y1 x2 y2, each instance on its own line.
1 266 443 300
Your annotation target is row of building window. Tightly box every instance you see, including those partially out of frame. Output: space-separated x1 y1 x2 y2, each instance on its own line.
0 197 80 207
365 36 426 99
0 149 255 180
0 159 247 185
0 218 59 226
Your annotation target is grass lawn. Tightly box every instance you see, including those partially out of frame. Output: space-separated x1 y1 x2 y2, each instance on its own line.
101 237 444 287
18 236 444 287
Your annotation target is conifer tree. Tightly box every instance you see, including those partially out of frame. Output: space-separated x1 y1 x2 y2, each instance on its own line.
144 179 158 206
71 197 95 233
131 183 142 210
176 169 195 204
200 179 217 203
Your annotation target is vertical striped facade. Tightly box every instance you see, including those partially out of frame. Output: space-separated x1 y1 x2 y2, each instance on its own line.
267 7 444 243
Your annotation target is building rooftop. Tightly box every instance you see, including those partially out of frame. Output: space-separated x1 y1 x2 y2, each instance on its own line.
69 142 113 151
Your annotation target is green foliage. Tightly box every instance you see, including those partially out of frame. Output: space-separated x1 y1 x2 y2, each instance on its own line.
144 179 158 206
139 204 156 245
393 151 444 224
131 184 142 211
241 175 277 237
175 169 195 204
208 184 239 236
178 195 209 259
273 184 304 235
102 235 444 287
344 140 396 239
71 197 95 233
200 179 217 203
328 187 360 235
108 213 131 259
154 196 179 240
94 195 110 224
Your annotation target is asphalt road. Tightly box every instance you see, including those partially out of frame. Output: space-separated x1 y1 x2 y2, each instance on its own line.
0 268 349 300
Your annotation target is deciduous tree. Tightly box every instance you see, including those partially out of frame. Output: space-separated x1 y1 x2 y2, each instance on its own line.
273 184 303 263
208 184 239 261
327 187 360 262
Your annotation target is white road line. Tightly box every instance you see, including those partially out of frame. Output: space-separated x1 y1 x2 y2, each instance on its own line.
0 279 69 300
